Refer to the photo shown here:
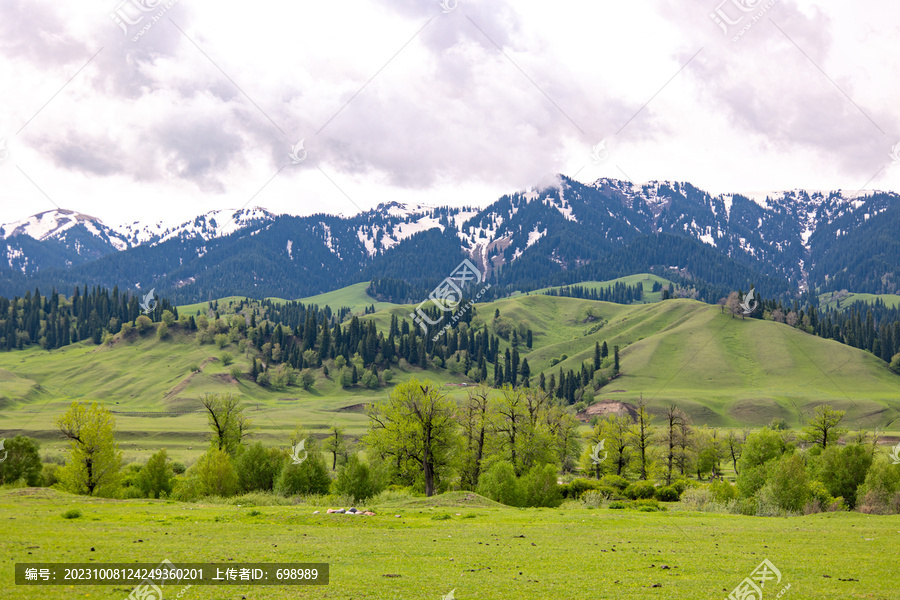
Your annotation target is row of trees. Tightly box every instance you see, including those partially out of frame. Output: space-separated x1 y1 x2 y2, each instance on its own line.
543 282 645 304
4 392 899 516
0 286 177 350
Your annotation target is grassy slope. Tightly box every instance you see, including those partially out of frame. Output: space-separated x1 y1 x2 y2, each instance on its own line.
178 283 398 319
818 291 900 310
522 273 673 303
2 488 897 600
3 294 900 461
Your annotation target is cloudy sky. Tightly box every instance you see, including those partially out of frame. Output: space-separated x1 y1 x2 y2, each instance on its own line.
0 0 898 227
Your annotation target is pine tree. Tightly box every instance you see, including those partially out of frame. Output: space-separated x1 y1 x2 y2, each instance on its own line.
613 345 620 375
520 358 530 387
594 341 601 370
601 341 608 358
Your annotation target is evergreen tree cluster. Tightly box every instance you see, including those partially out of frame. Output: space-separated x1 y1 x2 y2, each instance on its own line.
0 286 176 351
544 282 644 304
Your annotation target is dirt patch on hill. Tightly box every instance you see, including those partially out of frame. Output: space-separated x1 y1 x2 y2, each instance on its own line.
213 373 238 385
576 401 637 422
336 403 370 413
162 356 218 401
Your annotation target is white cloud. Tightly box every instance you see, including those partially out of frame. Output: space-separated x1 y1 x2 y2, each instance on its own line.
0 0 897 228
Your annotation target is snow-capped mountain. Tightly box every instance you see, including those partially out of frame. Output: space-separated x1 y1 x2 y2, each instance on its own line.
1 176 898 302
111 207 277 247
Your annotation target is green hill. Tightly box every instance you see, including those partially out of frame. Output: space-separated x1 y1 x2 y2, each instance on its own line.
818 290 900 310
2 293 899 462
178 282 398 318
522 273 673 303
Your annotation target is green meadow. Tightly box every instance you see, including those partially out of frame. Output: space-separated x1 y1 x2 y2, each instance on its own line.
3 289 900 464
1 488 897 600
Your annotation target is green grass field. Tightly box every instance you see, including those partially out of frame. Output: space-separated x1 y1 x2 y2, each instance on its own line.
3 293 900 465
522 273 673 304
2 488 897 600
178 283 399 320
818 291 900 310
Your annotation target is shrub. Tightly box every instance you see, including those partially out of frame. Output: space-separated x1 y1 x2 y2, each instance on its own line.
736 429 789 497
476 461 522 507
42 463 60 487
298 369 316 390
331 455 383 502
189 363 201 373
237 443 286 493
560 478 602 499
221 352 234 366
655 486 680 502
680 487 713 511
0 435 43 486
188 448 239 498
275 455 331 497
361 370 379 389
521 464 563 508
608 501 628 509
230 366 242 379
382 369 394 382
768 453 809 512
856 459 900 514
136 449 175 499
709 479 737 502
581 490 604 508
171 461 186 475
599 474 629 491
624 481 656 500
817 444 872 509
156 322 169 340
669 478 692 495
62 509 82 519
338 367 354 388
135 315 153 334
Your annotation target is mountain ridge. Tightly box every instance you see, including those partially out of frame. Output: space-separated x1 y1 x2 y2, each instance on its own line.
2 176 898 302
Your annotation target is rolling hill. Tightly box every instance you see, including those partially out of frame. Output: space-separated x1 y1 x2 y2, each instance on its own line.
2 290 899 463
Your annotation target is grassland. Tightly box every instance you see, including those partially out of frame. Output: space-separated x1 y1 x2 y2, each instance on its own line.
522 273 673 303
3 292 900 465
1 488 897 600
818 291 900 310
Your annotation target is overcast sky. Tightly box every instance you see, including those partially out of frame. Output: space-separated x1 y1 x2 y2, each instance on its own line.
0 0 898 227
